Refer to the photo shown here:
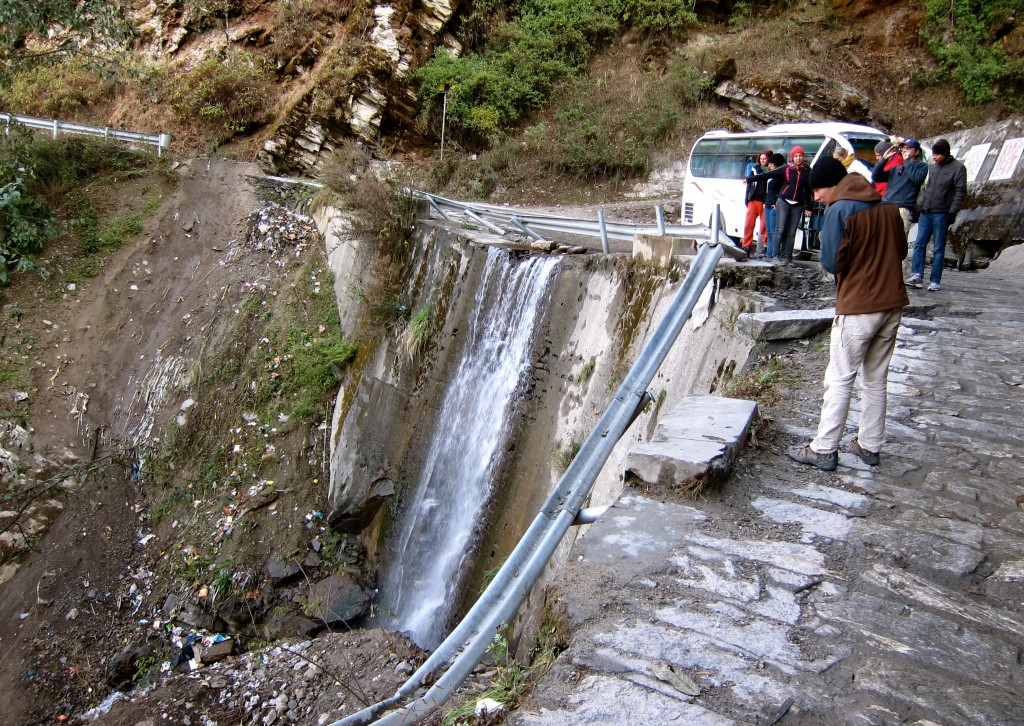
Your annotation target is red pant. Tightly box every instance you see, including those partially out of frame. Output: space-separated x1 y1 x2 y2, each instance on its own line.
743 200 767 249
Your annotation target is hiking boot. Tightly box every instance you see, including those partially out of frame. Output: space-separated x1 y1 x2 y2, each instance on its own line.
787 444 838 471
905 274 923 289
849 439 880 466
927 282 941 291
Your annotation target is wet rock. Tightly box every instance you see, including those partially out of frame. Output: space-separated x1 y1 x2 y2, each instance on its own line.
266 555 302 583
305 575 370 625
261 609 320 640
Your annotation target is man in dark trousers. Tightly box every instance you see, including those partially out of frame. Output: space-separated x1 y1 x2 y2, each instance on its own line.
905 138 968 292
787 157 909 471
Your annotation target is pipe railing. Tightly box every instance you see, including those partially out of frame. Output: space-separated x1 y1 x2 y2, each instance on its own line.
332 208 726 726
1 112 172 156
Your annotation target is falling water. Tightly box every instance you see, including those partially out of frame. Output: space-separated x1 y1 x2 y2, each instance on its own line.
377 248 559 649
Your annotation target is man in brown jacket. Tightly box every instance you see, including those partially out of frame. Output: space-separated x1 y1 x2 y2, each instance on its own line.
788 157 909 471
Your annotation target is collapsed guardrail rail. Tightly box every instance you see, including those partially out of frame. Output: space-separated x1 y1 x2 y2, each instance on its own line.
414 190 740 256
1 112 172 156
332 208 727 726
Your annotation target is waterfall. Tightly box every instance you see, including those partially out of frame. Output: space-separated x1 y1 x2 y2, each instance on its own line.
377 248 559 649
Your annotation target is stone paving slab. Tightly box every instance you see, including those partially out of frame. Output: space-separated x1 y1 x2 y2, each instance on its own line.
509 271 1024 726
625 395 757 489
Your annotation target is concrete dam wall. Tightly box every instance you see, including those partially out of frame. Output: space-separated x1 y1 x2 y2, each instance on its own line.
316 208 755 647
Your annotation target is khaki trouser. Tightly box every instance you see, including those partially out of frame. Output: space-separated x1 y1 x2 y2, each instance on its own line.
899 208 913 277
810 308 903 455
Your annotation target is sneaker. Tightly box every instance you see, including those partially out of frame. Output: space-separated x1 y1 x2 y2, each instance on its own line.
849 439 880 466
905 274 923 289
927 282 941 291
787 444 838 471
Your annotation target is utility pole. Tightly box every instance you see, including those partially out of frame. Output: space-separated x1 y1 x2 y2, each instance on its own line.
440 84 448 163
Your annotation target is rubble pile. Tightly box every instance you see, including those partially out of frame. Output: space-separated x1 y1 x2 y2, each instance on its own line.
92 631 420 725
245 206 320 256
0 423 79 575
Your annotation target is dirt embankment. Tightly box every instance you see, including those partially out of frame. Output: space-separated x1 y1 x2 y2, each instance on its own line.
0 158 420 725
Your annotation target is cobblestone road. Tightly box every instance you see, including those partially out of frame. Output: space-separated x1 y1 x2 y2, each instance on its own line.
509 268 1024 726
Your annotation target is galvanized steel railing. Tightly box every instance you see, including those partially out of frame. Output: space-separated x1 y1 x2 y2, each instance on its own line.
1 112 172 156
332 208 727 726
415 190 740 256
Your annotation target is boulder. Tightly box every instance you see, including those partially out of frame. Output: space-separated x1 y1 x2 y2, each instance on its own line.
305 574 370 625
267 555 304 584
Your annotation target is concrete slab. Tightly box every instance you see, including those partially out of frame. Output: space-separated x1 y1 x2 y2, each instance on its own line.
736 308 835 341
624 395 757 492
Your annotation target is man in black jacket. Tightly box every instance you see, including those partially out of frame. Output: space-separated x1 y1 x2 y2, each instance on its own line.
905 139 967 292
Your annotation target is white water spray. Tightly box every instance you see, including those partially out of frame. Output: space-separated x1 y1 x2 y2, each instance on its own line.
378 249 559 648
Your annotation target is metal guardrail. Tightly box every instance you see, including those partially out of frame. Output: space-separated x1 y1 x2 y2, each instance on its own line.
1 112 172 156
413 190 741 257
333 209 727 726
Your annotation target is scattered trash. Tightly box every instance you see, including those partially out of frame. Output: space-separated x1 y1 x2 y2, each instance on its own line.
475 698 504 716
651 660 700 696
138 533 156 546
245 205 319 256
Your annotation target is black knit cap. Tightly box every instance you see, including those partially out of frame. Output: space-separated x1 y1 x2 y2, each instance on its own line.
769 153 786 166
932 139 951 156
809 156 848 190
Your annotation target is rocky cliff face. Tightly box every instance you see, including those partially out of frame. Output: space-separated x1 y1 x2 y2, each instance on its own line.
257 0 461 176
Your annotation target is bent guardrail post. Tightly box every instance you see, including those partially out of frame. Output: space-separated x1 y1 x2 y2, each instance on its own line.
332 206 725 726
510 217 543 241
598 209 609 253
464 209 506 235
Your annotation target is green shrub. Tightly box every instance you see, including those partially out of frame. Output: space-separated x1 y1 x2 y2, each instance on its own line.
531 53 707 179
0 129 157 282
415 0 620 147
170 50 275 134
921 0 1023 104
621 0 698 33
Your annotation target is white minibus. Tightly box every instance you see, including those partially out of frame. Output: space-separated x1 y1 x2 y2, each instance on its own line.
680 122 889 253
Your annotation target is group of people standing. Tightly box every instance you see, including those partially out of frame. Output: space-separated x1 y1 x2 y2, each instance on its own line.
871 137 968 291
741 147 813 265
741 136 968 290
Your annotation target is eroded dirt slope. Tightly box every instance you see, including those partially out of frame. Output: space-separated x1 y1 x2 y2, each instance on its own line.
0 158 418 724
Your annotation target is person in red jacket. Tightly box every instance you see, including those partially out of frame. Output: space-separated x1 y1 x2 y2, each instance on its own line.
742 150 772 254
787 156 909 471
872 139 904 195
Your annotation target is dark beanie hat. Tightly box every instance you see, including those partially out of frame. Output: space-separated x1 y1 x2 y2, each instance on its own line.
769 153 786 166
874 140 893 155
932 139 951 156
809 156 848 190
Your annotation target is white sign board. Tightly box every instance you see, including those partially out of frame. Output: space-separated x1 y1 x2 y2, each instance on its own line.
960 143 990 183
989 137 1024 181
